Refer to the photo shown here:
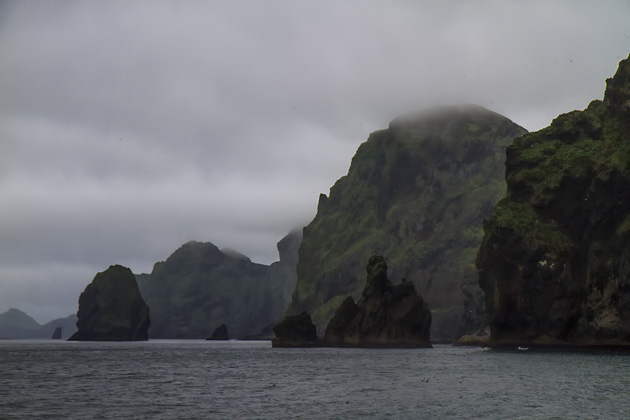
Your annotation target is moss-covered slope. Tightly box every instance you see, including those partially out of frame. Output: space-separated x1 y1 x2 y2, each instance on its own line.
137 232 300 339
478 54 630 347
287 105 527 339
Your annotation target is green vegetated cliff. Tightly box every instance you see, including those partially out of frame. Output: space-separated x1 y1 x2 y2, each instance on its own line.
287 105 527 340
137 229 300 339
477 54 630 347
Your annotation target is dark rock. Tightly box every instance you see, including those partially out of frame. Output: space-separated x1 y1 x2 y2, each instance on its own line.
272 312 318 347
51 327 62 339
41 314 77 339
69 265 150 341
322 256 432 348
207 324 229 340
477 54 630 348
286 105 527 341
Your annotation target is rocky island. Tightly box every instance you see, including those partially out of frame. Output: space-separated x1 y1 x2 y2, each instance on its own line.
477 54 630 348
69 265 150 341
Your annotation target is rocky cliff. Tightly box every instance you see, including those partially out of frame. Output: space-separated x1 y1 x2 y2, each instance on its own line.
477 54 630 347
69 265 150 341
137 231 300 339
287 105 527 340
323 256 432 348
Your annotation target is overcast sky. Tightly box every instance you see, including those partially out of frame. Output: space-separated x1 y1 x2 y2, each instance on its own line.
1 1 629 323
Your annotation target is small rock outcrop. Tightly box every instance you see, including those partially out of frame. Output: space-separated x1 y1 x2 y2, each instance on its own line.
477 54 630 347
272 312 318 347
69 265 150 341
51 327 62 339
323 256 432 348
207 324 229 340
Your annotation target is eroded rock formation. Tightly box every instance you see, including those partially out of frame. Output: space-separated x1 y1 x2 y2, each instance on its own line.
323 256 432 348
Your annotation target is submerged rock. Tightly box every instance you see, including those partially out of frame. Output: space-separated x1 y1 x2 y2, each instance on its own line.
272 312 318 347
477 54 630 347
69 265 150 341
323 256 432 348
207 324 229 340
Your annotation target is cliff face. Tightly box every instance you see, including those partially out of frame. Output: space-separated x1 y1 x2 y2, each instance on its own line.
287 105 527 339
323 256 432 348
478 54 630 347
137 232 300 339
69 265 150 341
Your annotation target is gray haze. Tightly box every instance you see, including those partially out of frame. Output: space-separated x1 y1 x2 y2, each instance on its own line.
1 1 628 323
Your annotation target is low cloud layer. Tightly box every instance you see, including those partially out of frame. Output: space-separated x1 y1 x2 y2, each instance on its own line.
1 1 629 322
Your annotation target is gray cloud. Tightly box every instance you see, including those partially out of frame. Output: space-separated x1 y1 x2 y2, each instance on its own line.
1 0 629 322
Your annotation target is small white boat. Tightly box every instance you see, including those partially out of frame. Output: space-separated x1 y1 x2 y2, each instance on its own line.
517 346 529 351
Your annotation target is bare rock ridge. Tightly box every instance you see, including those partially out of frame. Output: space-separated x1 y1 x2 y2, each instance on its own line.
69 265 150 341
477 54 630 347
273 256 432 348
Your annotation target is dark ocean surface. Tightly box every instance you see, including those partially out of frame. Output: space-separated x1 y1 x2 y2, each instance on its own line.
1 340 629 419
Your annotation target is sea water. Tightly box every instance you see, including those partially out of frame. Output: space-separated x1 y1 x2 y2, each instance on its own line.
1 340 629 419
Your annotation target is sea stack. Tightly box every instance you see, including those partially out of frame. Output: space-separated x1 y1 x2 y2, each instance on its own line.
207 324 229 340
69 265 150 341
323 256 432 348
477 54 630 347
51 327 62 339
